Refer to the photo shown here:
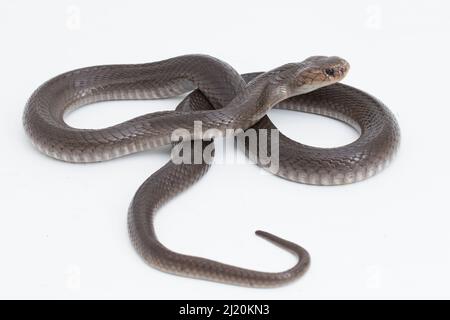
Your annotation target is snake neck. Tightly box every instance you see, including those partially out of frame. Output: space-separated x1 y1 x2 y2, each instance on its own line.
222 65 295 128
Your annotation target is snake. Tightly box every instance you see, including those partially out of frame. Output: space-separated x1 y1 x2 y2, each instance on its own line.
23 54 400 287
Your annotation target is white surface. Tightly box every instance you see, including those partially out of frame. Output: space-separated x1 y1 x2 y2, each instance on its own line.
0 0 449 299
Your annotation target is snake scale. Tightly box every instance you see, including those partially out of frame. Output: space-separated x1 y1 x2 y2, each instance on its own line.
23 54 400 287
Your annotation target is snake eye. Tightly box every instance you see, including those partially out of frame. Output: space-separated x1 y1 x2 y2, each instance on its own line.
325 68 335 77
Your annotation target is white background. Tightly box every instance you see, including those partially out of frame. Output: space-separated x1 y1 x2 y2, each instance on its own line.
0 0 449 299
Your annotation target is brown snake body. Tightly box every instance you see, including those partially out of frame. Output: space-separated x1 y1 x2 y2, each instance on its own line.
23 55 400 287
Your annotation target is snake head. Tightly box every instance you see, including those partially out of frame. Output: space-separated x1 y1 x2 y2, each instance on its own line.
289 56 350 95
264 56 350 103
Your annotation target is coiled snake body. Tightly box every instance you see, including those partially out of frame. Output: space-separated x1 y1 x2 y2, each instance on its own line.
23 55 400 287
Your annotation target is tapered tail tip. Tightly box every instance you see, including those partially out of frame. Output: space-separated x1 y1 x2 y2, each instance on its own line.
255 230 286 243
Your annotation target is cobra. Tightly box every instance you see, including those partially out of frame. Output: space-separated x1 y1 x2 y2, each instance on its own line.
23 55 400 287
